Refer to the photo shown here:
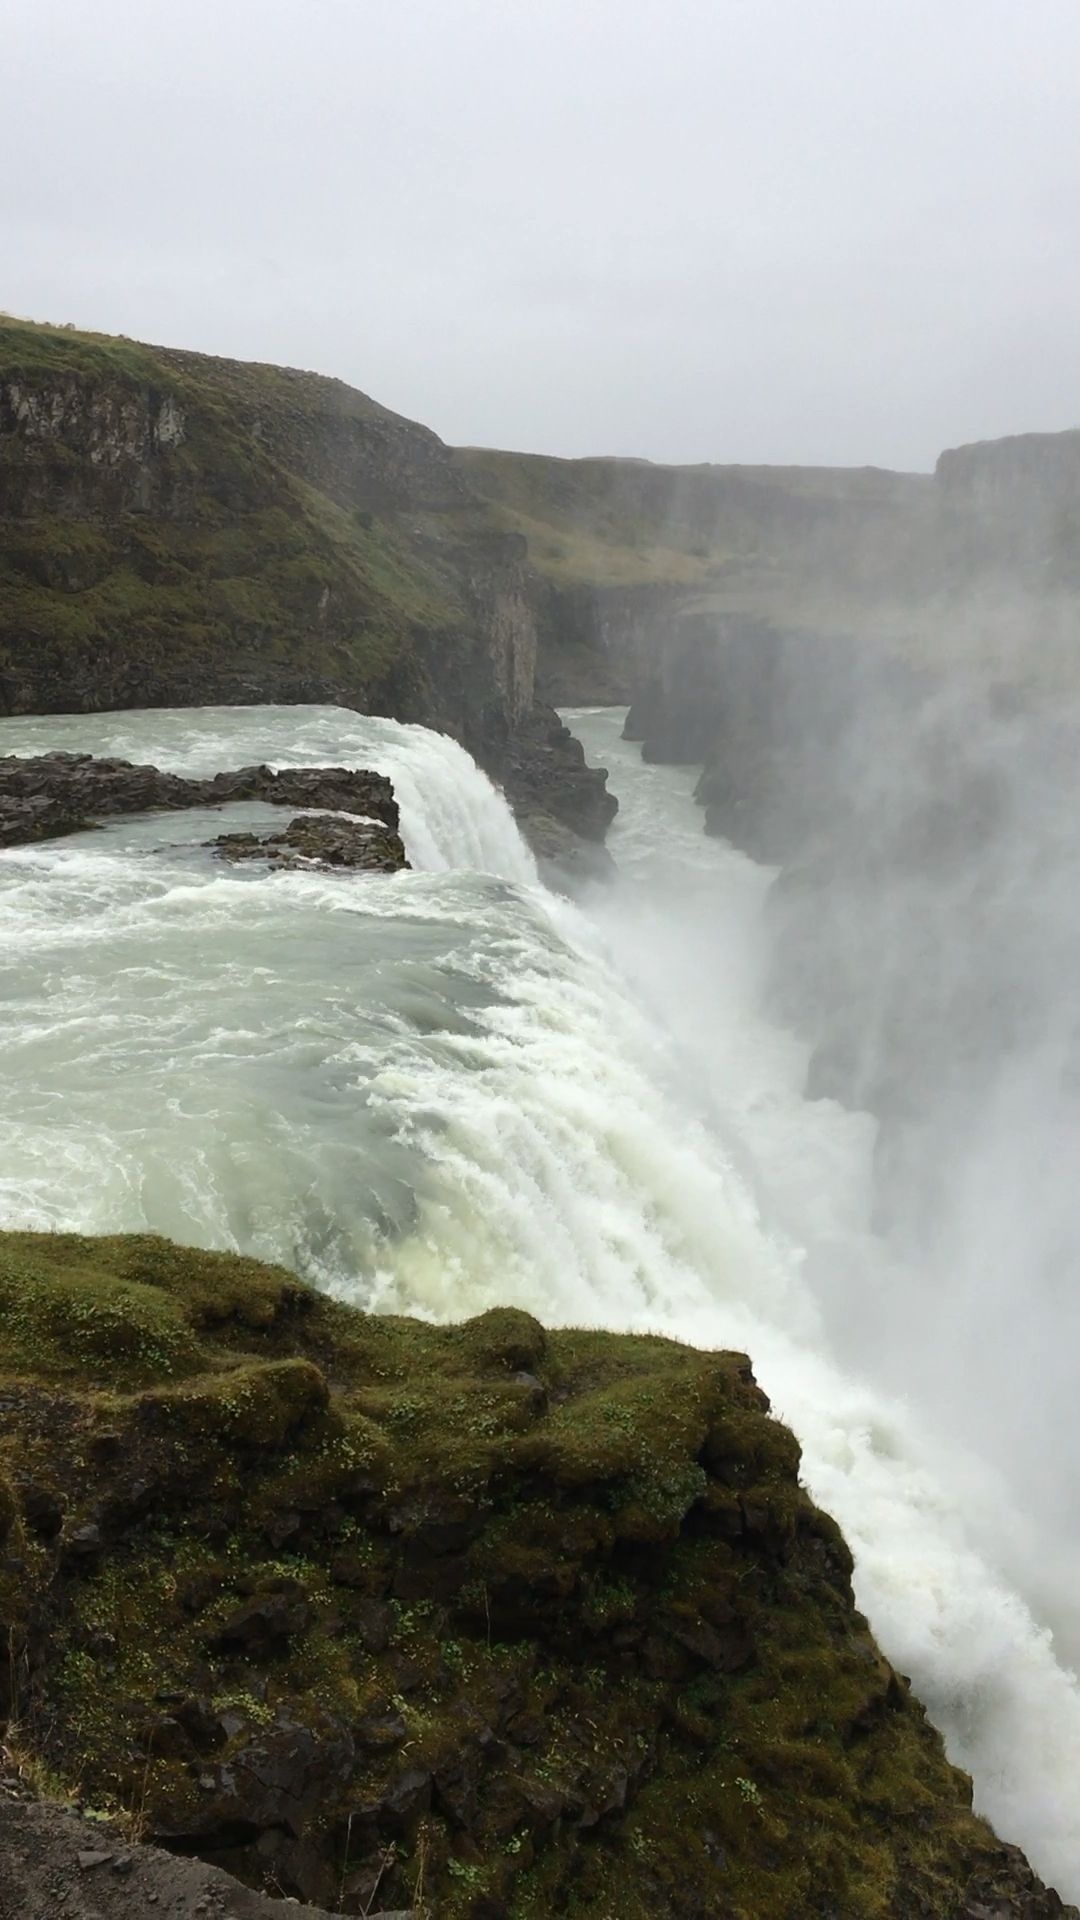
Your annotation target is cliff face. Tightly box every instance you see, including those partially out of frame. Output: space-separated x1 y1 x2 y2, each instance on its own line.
455 429 1080 713
935 429 1080 585
0 320 609 844
453 443 944 710
0 1230 1071 1919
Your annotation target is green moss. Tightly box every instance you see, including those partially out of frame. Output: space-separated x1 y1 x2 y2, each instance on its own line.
0 1230 1044 1917
0 315 173 387
0 1235 206 1386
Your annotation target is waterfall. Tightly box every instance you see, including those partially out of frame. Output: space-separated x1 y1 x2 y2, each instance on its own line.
2 700 1080 1894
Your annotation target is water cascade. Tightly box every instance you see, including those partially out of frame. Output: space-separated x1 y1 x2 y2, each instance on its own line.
2 701 1079 1894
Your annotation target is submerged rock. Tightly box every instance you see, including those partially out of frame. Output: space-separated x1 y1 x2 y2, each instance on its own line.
0 1231 1073 1916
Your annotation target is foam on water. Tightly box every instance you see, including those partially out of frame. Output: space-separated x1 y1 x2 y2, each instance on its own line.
2 701 1079 1891
0 703 538 884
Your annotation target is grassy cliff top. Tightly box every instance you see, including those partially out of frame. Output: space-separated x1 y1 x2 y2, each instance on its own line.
453 443 932 597
0 1229 1060 1918
0 315 428 444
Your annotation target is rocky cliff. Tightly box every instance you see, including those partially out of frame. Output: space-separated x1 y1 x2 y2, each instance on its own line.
455 427 1080 712
452 443 941 710
935 429 1080 585
0 318 610 847
1 1230 1072 1919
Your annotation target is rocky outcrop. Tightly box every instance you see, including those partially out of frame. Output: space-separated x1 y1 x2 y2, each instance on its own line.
0 1230 1073 1918
501 705 617 845
0 751 401 849
212 813 409 874
935 429 1080 584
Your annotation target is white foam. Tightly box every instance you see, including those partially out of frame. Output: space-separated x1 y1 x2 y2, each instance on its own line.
1 700 1078 1892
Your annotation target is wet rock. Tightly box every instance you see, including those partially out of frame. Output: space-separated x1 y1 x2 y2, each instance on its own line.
519 1777 567 1830
212 811 408 874
0 753 400 850
373 1768 432 1833
517 808 617 893
502 704 617 844
0 792 91 845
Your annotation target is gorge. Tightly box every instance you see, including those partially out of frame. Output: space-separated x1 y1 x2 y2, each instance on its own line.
2 317 1080 1918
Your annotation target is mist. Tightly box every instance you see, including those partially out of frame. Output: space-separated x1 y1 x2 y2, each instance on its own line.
593 601 1080 1670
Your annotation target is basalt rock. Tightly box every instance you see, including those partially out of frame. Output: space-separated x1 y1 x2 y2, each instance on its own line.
0 751 399 849
212 813 409 875
501 703 617 844
0 1229 1073 1918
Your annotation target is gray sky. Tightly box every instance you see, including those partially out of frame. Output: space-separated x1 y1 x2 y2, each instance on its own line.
5 0 1080 470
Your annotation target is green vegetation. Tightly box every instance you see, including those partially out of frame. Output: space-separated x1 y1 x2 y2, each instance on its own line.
454 447 727 589
452 446 957 674
0 1229 1036 1916
0 315 493 720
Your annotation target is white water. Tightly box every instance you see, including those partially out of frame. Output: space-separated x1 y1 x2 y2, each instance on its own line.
2 700 1079 1893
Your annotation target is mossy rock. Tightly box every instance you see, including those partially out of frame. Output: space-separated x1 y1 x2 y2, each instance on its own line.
0 1229 1067 1918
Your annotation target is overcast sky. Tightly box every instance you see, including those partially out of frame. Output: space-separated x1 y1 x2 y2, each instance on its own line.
5 0 1080 470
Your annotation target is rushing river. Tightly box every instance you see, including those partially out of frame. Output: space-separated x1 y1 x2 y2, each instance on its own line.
2 700 1079 1894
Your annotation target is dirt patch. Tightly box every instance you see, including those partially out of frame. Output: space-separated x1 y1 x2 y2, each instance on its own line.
0 1773 415 1920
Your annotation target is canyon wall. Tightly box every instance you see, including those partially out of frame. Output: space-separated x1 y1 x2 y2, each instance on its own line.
0 319 610 843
